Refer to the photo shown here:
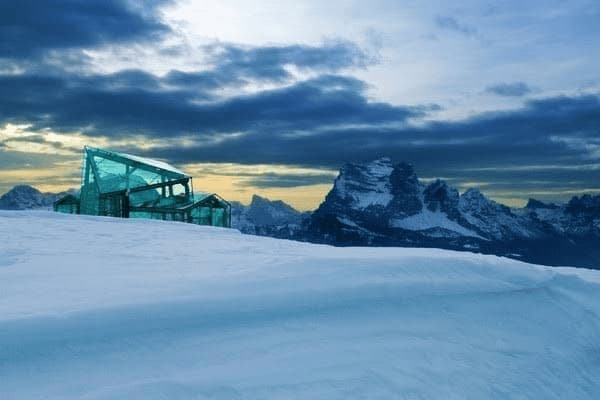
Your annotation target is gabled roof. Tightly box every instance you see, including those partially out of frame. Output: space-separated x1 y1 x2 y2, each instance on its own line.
54 193 80 205
85 146 189 179
180 193 230 211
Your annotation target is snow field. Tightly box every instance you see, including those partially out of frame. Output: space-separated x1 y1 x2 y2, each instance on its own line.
1 211 600 399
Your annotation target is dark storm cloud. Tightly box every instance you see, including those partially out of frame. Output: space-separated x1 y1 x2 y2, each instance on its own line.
164 41 371 89
486 82 532 97
0 0 171 59
137 93 599 167
127 92 600 199
2 44 598 192
0 72 423 137
435 165 600 199
207 40 371 74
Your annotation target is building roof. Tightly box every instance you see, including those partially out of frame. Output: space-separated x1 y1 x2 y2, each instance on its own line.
54 193 80 205
85 146 189 179
112 151 188 177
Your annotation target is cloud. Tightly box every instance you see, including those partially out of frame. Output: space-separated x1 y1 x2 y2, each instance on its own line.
241 173 336 188
0 0 598 202
125 92 600 203
164 40 372 89
486 82 532 97
210 40 372 72
434 16 476 36
0 150 72 170
0 0 171 60
159 93 598 161
0 70 424 139
2 48 598 183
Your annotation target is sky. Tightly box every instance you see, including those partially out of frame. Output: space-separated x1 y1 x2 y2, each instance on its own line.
0 0 599 210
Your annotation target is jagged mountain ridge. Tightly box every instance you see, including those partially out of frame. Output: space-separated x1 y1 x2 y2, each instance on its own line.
3 161 599 268
311 158 539 240
309 158 600 268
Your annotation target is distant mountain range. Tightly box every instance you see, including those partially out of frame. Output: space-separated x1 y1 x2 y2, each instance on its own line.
230 194 309 240
0 185 77 210
2 159 599 269
307 158 600 269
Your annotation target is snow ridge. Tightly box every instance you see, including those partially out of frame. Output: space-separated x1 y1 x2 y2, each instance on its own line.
391 207 482 238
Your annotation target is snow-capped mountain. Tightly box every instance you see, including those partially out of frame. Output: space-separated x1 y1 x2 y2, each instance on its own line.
231 194 308 238
457 188 546 240
0 185 77 210
310 158 493 240
309 158 600 268
523 194 600 237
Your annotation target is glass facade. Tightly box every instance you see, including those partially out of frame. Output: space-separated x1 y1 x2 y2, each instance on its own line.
53 194 80 214
54 146 231 227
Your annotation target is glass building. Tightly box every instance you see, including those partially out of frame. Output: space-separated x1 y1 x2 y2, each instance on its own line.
54 146 231 227
53 194 80 214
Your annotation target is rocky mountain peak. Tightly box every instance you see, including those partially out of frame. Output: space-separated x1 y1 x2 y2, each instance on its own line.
389 162 418 193
251 194 288 209
246 194 301 226
423 179 459 215
8 185 41 195
0 185 54 210
329 158 394 210
566 194 600 215
231 194 302 236
458 188 507 214
386 162 423 217
460 188 486 203
526 198 559 209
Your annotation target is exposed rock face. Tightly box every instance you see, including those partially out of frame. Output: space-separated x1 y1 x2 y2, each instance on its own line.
566 194 600 216
245 194 301 227
423 179 459 217
526 198 559 210
457 188 544 240
388 162 423 217
314 158 398 232
308 158 600 269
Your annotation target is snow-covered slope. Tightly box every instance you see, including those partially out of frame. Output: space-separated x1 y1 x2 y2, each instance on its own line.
390 207 482 238
2 211 600 399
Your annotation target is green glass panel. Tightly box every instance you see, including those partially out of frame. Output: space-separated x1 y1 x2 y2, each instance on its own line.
212 208 224 227
57 146 231 228
55 203 78 214
129 188 161 206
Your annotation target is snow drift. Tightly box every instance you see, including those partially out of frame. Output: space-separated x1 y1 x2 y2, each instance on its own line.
1 211 600 399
